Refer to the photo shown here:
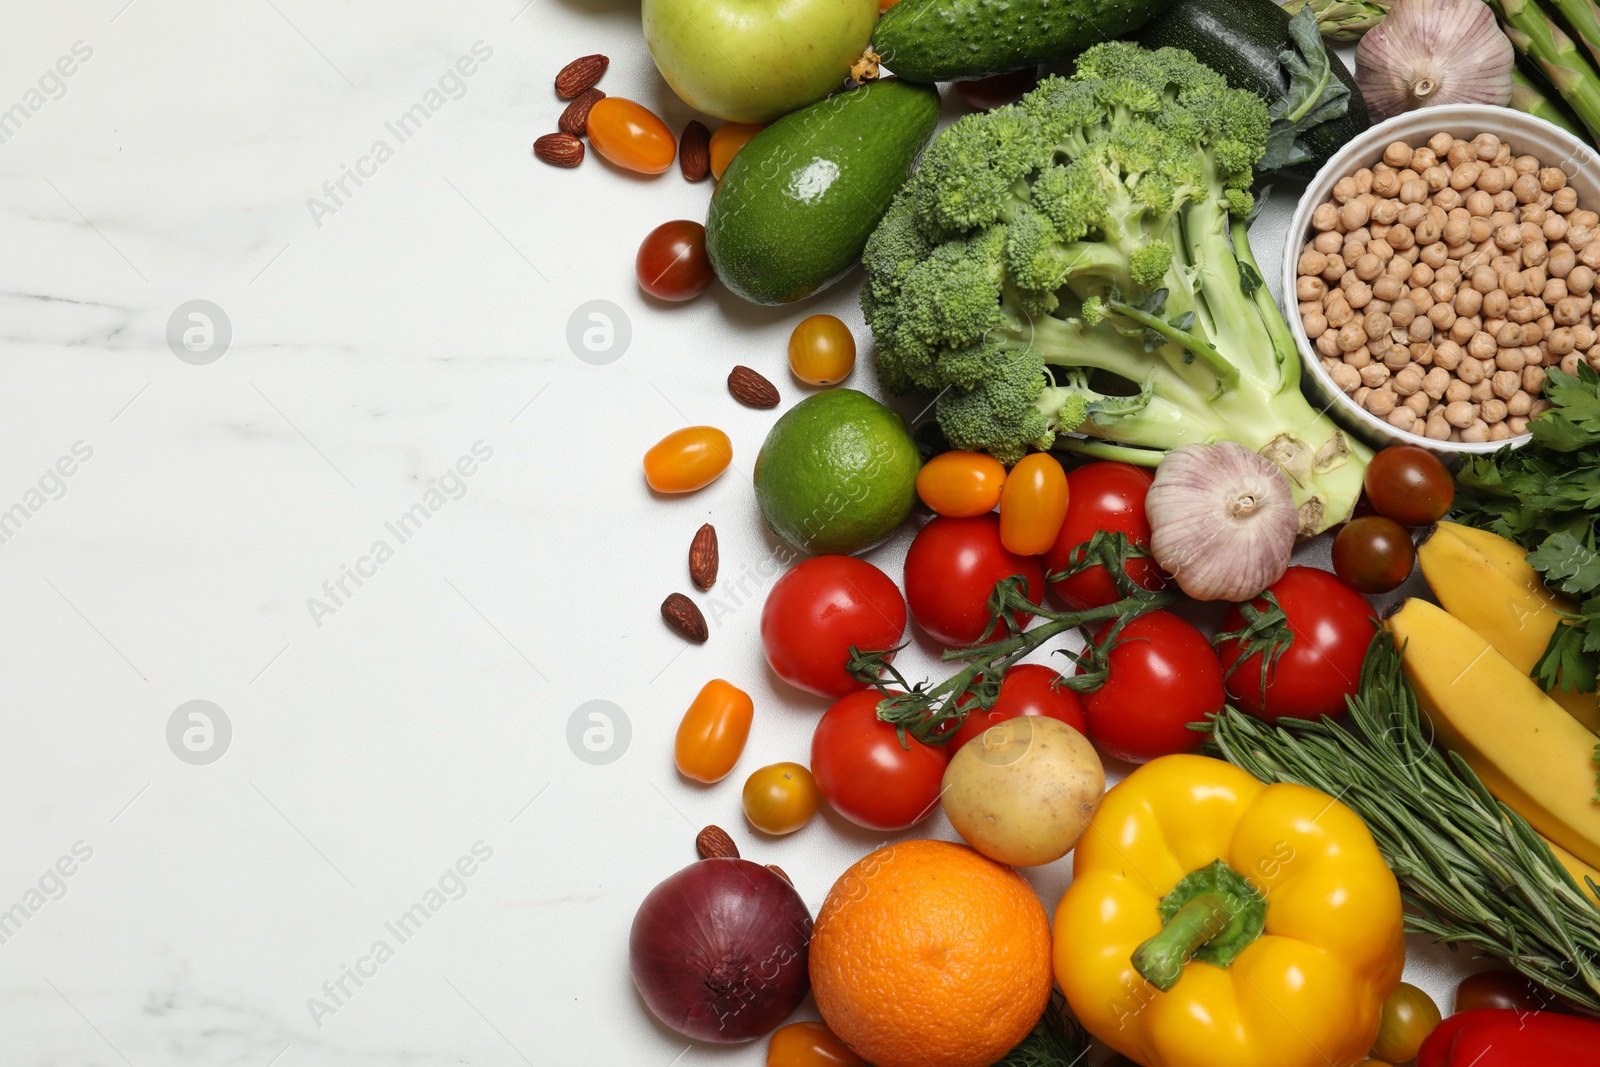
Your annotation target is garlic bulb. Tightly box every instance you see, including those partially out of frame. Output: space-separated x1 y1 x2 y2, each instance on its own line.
1145 443 1298 602
1355 0 1514 120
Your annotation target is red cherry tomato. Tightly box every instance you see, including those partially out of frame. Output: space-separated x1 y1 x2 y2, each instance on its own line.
1078 610 1224 763
761 556 907 698
903 514 1045 647
954 67 1040 111
1216 566 1377 723
1454 970 1550 1014
1364 444 1454 526
636 220 713 302
1044 462 1168 610
1332 515 1417 594
949 663 1086 751
811 689 949 831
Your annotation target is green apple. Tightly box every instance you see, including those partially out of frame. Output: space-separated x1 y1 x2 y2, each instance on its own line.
642 0 878 123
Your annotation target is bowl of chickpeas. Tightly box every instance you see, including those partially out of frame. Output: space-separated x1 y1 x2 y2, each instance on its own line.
1283 104 1600 453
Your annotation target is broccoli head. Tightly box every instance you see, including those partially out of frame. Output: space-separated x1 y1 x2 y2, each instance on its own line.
860 41 1369 533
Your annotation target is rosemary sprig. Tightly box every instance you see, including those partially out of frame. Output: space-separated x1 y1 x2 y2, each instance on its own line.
1208 636 1600 1014
848 533 1179 744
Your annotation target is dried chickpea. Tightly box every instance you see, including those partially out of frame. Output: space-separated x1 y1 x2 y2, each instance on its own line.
1482 290 1510 318
1312 202 1339 231
1408 316 1433 342
1424 165 1450 192
1545 214 1570 241
1303 311 1329 339
1366 387 1398 416
1383 141 1413 168
1297 276 1327 302
1393 364 1425 395
1525 242 1549 267
1466 189 1494 216
1522 321 1545 346
1508 391 1533 416
1390 298 1417 326
1388 406 1419 431
1550 247 1578 278
1445 379 1473 403
1561 351 1585 375
1497 346 1527 372
1512 173 1541 203
1454 288 1483 317
1541 167 1568 192
1356 168 1376 194
1508 414 1530 434
1360 363 1391 388
1554 186 1579 214
1524 365 1547 393
1478 166 1508 195
1423 366 1452 398
1494 190 1518 213
1323 256 1347 282
1567 264 1594 293
1492 370 1522 398
1446 399 1478 427
1459 353 1488 384
1425 410 1453 439
1555 296 1586 324
1548 325 1576 355
1498 321 1525 347
1481 397 1509 423
1461 419 1491 443
1337 322 1367 352
1313 230 1343 255
1344 345 1373 369
1436 187 1464 211
1450 317 1478 344
1469 216 1494 243
1383 343 1410 369
1373 275 1403 301
1299 249 1329 276
1372 198 1401 225
1355 253 1383 281
1472 379 1497 403
1487 421 1513 441
1453 163 1483 192
1495 223 1522 251
1330 362 1361 392
1404 391 1432 416
1574 322 1597 349
1340 200 1371 229
1400 178 1429 204
1316 330 1341 357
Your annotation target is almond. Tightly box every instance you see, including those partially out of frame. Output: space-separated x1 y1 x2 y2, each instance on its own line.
534 132 584 168
559 88 605 137
661 592 708 643
679 120 711 182
696 825 739 860
728 365 780 409
689 523 718 591
555 54 609 99
765 863 792 885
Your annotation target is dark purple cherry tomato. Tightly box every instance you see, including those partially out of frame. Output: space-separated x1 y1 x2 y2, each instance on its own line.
1363 445 1454 526
1332 515 1417 594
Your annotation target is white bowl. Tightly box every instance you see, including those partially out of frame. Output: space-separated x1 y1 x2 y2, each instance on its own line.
1283 103 1598 455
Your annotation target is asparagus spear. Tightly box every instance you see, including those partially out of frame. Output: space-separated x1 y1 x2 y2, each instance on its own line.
1487 0 1600 142
1511 65 1587 136
1548 0 1600 69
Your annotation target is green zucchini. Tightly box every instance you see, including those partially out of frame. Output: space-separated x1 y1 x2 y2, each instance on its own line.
1138 0 1370 179
871 0 1175 83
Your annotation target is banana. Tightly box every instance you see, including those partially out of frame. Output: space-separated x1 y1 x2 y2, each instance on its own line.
1416 522 1600 734
1387 598 1600 871
1546 835 1600 908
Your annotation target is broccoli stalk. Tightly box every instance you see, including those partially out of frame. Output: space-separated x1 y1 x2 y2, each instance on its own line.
862 42 1370 533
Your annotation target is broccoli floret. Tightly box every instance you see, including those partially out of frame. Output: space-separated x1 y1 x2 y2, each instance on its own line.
861 40 1370 533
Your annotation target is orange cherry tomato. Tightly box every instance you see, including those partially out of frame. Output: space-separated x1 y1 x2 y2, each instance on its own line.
643 426 732 493
674 679 754 784
788 315 856 385
586 98 676 175
710 122 764 180
916 450 1007 517
767 1021 867 1067
998 453 1069 555
742 762 820 835
878 0 902 10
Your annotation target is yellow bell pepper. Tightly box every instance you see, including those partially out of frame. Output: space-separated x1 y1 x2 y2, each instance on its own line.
1055 755 1405 1067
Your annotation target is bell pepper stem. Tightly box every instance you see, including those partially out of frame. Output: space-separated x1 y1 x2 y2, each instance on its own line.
1130 859 1268 993
1131 893 1235 992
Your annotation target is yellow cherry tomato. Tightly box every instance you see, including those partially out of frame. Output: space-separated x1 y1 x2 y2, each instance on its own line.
916 450 1008 517
710 122 764 180
586 97 676 175
788 315 856 385
998 452 1069 555
767 1021 867 1067
674 680 753 784
1371 982 1441 1063
742 762 820 835
643 426 732 493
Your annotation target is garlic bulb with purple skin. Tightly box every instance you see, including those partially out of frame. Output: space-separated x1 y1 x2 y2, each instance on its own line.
1145 443 1299 602
1355 0 1513 120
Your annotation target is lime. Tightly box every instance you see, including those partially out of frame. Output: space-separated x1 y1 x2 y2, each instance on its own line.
754 389 921 555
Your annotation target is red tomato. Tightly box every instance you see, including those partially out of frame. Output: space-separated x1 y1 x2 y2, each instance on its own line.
1044 462 1168 610
1078 611 1223 763
903 514 1045 647
636 220 713 302
811 689 949 831
761 556 907 698
1216 566 1377 723
948 663 1086 751
954 68 1041 111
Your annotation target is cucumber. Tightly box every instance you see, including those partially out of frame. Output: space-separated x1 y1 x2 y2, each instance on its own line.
706 79 940 306
872 0 1174 82
1138 0 1369 180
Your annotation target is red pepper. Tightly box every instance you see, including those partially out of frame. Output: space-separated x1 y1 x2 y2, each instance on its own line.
1418 1009 1600 1066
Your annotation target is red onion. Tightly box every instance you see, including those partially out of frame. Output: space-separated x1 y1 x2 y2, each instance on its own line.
629 858 813 1043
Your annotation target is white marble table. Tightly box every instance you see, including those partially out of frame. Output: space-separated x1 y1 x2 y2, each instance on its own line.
0 4 1470 1064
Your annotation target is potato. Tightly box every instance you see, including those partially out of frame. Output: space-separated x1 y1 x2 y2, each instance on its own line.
941 716 1104 866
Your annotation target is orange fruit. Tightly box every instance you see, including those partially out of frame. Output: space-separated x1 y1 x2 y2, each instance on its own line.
808 839 1053 1067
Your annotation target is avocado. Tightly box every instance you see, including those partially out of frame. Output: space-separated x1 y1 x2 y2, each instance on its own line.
706 79 941 306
